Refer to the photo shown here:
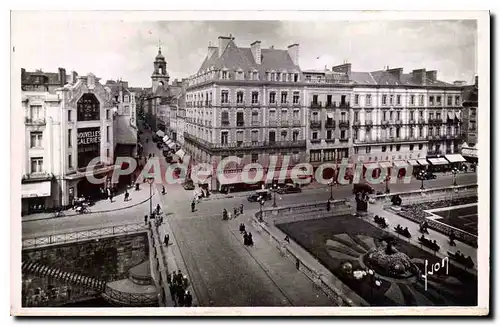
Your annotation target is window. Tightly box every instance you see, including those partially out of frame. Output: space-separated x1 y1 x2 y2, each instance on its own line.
389 95 394 105
341 112 347 121
106 109 110 120
252 92 259 104
382 95 387 105
366 146 371 153
221 131 229 144
418 144 423 150
390 145 393 152
30 132 42 148
251 130 259 143
366 94 372 106
252 111 259 124
237 71 244 80
436 96 442 105
396 111 400 120
310 150 321 162
270 73 275 81
281 92 288 104
293 110 299 121
252 153 259 163
30 157 43 173
280 130 287 141
124 106 129 114
253 71 258 80
436 112 441 120
396 144 401 151
312 95 318 104
419 111 424 119
419 127 423 137
124 95 129 103
269 110 276 122
106 126 110 142
354 112 359 122
293 92 300 104
410 95 415 106
236 112 244 126
353 129 358 140
409 144 414 151
447 96 452 106
68 110 72 121
354 94 359 105
221 91 229 104
306 75 311 82
340 130 346 139
292 130 299 142
294 74 299 82
67 129 72 147
429 96 434 106
382 146 387 152
419 95 424 106
312 111 319 121
324 150 335 161
269 92 276 104
455 96 460 105
77 93 100 121
396 95 401 105
236 91 244 104
312 132 318 140
366 111 372 121
30 105 42 120
221 111 229 125
68 154 72 168
326 130 332 139
222 71 228 79
236 131 244 143
269 131 276 143
389 111 393 120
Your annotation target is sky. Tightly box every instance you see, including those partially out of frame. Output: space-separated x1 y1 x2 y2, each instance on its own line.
12 13 478 87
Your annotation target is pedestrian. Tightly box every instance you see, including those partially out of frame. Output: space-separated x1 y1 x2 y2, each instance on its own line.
234 207 238 217
248 232 254 246
240 204 244 214
177 287 185 306
169 283 176 303
177 270 183 284
144 215 148 225
167 272 171 284
239 223 245 234
164 234 169 246
162 185 166 195
184 290 193 307
243 231 248 245
284 235 290 243
191 201 195 212
156 204 161 214
124 190 129 201
135 183 140 191
222 208 228 220
326 200 331 211
171 271 177 285
109 193 113 203
183 275 189 288
228 211 232 220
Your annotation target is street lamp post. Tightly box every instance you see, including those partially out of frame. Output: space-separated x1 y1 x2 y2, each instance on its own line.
272 183 278 208
419 171 425 190
385 174 390 194
452 167 458 186
258 197 265 222
146 177 154 217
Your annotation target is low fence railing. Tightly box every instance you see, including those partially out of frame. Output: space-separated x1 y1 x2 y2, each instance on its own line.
22 223 148 249
148 220 173 307
260 199 353 223
102 285 158 307
374 184 477 204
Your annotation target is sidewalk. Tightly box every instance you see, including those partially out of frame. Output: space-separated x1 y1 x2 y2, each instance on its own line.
22 185 153 222
227 217 335 306
368 200 477 269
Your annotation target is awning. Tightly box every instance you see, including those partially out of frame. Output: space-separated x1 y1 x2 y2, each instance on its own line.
417 159 429 166
265 168 311 184
175 149 186 160
445 154 467 163
22 181 51 198
218 169 263 185
455 112 460 120
156 130 165 137
407 159 420 166
447 112 454 120
168 142 176 149
163 135 170 143
378 161 393 169
363 163 379 170
165 139 173 146
462 148 478 158
393 160 408 168
327 113 334 119
428 157 449 165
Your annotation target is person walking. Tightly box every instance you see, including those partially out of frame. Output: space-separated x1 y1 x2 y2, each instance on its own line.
109 193 114 203
184 290 193 307
164 234 169 246
144 215 148 225
124 190 129 202
240 204 244 214
233 207 238 217
156 204 161 215
228 210 232 220
162 185 166 195
191 201 196 212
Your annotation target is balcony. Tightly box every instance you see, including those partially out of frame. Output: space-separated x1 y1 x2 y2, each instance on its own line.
268 120 278 127
325 121 336 129
280 121 289 127
395 120 403 125
310 121 322 129
339 102 350 109
338 121 350 129
429 119 443 125
310 101 322 109
381 120 390 126
292 101 301 107
353 120 361 127
236 121 245 127
25 117 46 125
269 101 277 107
280 101 290 107
339 138 349 142
236 101 245 107
221 120 230 126
21 171 53 182
325 102 335 109
292 120 301 126
251 120 261 126
365 120 373 127
408 119 416 125
221 101 230 107
250 101 260 107
325 138 335 143
310 138 321 143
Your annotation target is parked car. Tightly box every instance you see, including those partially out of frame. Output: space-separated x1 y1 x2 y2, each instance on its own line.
353 183 374 195
156 142 163 149
247 189 272 202
183 179 195 190
277 183 302 194
416 171 437 180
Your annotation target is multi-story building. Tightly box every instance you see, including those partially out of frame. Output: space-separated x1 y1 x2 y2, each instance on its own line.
21 69 128 215
460 76 478 163
184 36 307 191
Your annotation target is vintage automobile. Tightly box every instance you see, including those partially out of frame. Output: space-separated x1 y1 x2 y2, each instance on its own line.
276 183 302 194
415 171 437 180
352 183 375 195
183 180 195 190
247 189 273 202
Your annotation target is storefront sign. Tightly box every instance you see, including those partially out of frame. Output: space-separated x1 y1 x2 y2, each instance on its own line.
78 127 101 168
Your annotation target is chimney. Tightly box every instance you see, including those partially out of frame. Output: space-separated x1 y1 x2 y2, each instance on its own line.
332 63 351 74
412 68 426 84
251 41 262 64
287 44 299 66
58 67 66 85
69 71 78 84
218 35 233 57
426 70 437 82
387 68 403 81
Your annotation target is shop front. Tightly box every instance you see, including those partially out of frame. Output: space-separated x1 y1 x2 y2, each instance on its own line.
21 180 52 215
427 157 449 172
444 153 467 169
461 145 478 164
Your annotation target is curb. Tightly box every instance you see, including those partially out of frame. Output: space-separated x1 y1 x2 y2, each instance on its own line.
22 194 154 223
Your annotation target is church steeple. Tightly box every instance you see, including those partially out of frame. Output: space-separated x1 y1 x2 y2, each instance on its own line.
151 45 169 93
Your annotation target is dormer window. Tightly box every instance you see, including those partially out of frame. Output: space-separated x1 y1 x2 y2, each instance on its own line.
222 71 228 79
237 70 244 80
253 71 258 80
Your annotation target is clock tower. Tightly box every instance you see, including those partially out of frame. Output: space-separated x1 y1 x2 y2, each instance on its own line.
151 46 169 93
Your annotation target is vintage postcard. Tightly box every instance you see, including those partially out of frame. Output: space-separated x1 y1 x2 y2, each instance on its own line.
10 10 490 316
